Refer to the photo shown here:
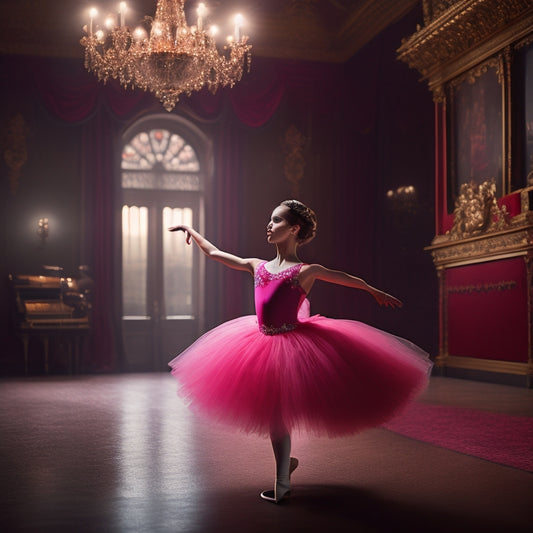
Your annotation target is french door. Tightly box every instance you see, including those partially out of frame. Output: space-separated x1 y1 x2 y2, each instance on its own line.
121 192 202 371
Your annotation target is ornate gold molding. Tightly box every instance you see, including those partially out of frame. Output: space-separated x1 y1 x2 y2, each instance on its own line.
426 227 533 268
397 0 533 100
427 225 532 267
447 55 504 89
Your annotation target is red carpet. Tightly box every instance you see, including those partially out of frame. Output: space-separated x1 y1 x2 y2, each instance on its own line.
384 402 533 472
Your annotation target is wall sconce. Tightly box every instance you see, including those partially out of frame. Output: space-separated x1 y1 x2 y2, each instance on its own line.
386 185 418 215
386 185 416 199
37 218 49 243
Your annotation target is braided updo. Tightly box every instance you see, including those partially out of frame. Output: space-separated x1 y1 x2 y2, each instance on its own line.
281 199 317 245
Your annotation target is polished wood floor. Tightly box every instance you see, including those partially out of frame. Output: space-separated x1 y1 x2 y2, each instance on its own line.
0 374 532 533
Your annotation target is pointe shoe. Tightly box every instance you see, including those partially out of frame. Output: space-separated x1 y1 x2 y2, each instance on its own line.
260 457 299 503
260 489 278 502
260 479 290 503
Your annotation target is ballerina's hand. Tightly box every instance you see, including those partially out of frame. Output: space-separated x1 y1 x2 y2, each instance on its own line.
373 290 403 308
168 225 192 245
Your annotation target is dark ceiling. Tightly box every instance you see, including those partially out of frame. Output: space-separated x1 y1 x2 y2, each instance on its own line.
0 0 419 63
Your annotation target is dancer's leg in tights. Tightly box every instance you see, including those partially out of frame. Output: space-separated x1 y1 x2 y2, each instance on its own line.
260 426 298 503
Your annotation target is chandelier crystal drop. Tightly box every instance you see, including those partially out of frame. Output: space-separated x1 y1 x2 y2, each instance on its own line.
81 1 252 111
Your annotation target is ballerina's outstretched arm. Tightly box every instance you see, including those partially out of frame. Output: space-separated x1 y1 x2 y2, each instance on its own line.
298 264 403 308
168 225 260 275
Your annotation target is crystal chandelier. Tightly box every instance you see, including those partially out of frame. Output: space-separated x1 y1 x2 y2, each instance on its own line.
81 1 252 111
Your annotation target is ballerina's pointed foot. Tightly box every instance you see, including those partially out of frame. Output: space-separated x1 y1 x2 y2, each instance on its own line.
260 457 299 504
289 456 299 475
260 489 284 503
260 481 290 503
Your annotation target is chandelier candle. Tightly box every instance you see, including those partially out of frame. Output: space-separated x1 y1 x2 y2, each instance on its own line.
89 7 98 36
81 1 252 112
197 3 206 32
119 2 126 27
234 14 243 42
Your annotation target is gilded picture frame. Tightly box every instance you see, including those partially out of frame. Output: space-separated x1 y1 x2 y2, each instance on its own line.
513 36 533 189
446 56 505 211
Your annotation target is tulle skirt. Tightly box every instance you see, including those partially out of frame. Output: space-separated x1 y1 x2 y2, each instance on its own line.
169 315 433 437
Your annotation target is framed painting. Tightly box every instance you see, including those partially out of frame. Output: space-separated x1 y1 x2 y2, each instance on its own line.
447 57 504 211
512 37 533 189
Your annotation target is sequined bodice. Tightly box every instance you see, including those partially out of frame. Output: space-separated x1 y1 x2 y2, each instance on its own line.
254 261 307 335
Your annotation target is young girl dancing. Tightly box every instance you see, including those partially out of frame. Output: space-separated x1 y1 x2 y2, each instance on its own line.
168 199 432 503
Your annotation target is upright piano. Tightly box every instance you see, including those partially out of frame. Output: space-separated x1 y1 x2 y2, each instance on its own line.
9 271 91 374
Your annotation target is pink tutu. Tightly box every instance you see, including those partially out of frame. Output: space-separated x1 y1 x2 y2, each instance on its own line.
169 262 432 437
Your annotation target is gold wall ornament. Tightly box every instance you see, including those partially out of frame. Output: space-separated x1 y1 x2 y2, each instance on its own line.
80 1 252 112
282 125 307 199
4 113 29 195
449 179 509 240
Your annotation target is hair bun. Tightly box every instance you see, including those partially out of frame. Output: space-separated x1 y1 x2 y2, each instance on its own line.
281 200 317 245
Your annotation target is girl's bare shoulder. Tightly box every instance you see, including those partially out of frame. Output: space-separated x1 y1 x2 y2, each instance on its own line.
299 263 327 282
300 263 327 275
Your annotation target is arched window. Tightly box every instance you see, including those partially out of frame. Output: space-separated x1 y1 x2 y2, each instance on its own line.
122 129 201 190
120 118 210 371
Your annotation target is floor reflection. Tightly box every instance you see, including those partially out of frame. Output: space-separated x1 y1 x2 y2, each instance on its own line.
0 374 532 532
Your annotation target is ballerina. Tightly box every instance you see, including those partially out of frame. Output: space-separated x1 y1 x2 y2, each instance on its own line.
168 199 432 503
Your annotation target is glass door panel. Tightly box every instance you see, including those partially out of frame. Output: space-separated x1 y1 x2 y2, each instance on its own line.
121 197 201 371
162 207 194 318
122 205 149 318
